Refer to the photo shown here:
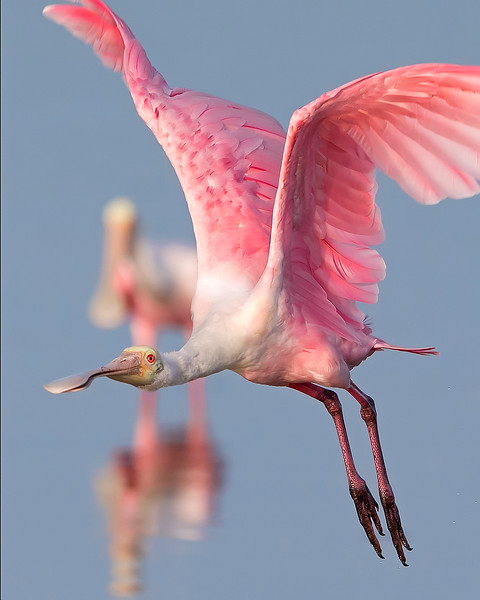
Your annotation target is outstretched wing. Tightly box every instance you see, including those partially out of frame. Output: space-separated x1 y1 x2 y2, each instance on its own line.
267 64 480 341
44 1 287 320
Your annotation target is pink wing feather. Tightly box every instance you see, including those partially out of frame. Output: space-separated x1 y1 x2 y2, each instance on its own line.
268 64 480 338
44 0 286 309
43 1 132 71
44 4 480 339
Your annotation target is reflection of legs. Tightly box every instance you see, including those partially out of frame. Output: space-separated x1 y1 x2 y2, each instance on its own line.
289 382 384 558
348 382 411 565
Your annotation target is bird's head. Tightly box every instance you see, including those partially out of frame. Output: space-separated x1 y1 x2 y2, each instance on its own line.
44 346 164 394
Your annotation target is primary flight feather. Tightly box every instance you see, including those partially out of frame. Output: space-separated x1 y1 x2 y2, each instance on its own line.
43 0 480 565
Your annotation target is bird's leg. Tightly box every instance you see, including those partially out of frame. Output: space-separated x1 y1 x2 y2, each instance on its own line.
186 378 208 445
347 382 412 566
289 382 384 559
133 390 160 456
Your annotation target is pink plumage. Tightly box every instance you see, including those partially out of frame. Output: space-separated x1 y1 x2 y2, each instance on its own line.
43 0 480 565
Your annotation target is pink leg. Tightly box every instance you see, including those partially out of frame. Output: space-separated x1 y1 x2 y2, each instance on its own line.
186 379 207 435
183 326 209 444
348 382 412 565
289 382 385 559
133 390 160 456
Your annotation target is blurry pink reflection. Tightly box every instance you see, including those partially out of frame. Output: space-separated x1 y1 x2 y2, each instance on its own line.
95 390 223 597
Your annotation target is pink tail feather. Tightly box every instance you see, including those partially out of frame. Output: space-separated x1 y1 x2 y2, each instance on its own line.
373 340 439 356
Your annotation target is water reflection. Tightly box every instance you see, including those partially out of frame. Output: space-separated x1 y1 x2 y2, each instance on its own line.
96 389 223 597
89 197 224 596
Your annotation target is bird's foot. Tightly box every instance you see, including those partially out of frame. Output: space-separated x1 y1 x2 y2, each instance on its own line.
349 480 385 559
380 489 412 566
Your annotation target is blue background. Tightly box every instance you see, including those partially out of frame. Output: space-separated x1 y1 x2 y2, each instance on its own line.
3 1 480 598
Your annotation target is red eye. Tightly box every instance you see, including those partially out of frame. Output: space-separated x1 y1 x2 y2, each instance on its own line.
146 353 155 364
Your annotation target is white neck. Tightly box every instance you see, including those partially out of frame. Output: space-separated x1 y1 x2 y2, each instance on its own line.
147 333 235 390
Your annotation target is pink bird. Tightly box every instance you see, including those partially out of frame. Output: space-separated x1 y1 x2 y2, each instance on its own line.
89 198 221 596
88 196 197 346
88 196 201 452
43 0 480 565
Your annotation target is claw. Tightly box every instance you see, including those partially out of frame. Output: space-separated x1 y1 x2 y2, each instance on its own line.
380 490 412 566
349 481 384 559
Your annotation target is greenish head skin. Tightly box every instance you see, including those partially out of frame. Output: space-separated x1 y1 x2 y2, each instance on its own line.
44 346 164 394
106 346 164 388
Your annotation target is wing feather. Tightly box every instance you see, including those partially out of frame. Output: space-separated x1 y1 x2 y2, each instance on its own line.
267 64 480 339
44 5 480 338
45 1 286 317
43 1 130 71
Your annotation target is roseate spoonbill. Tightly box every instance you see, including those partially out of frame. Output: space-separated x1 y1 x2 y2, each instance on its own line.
90 201 220 596
88 196 201 451
43 0 480 564
88 196 197 344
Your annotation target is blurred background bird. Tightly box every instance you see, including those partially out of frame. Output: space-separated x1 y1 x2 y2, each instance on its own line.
90 198 223 596
88 196 201 449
